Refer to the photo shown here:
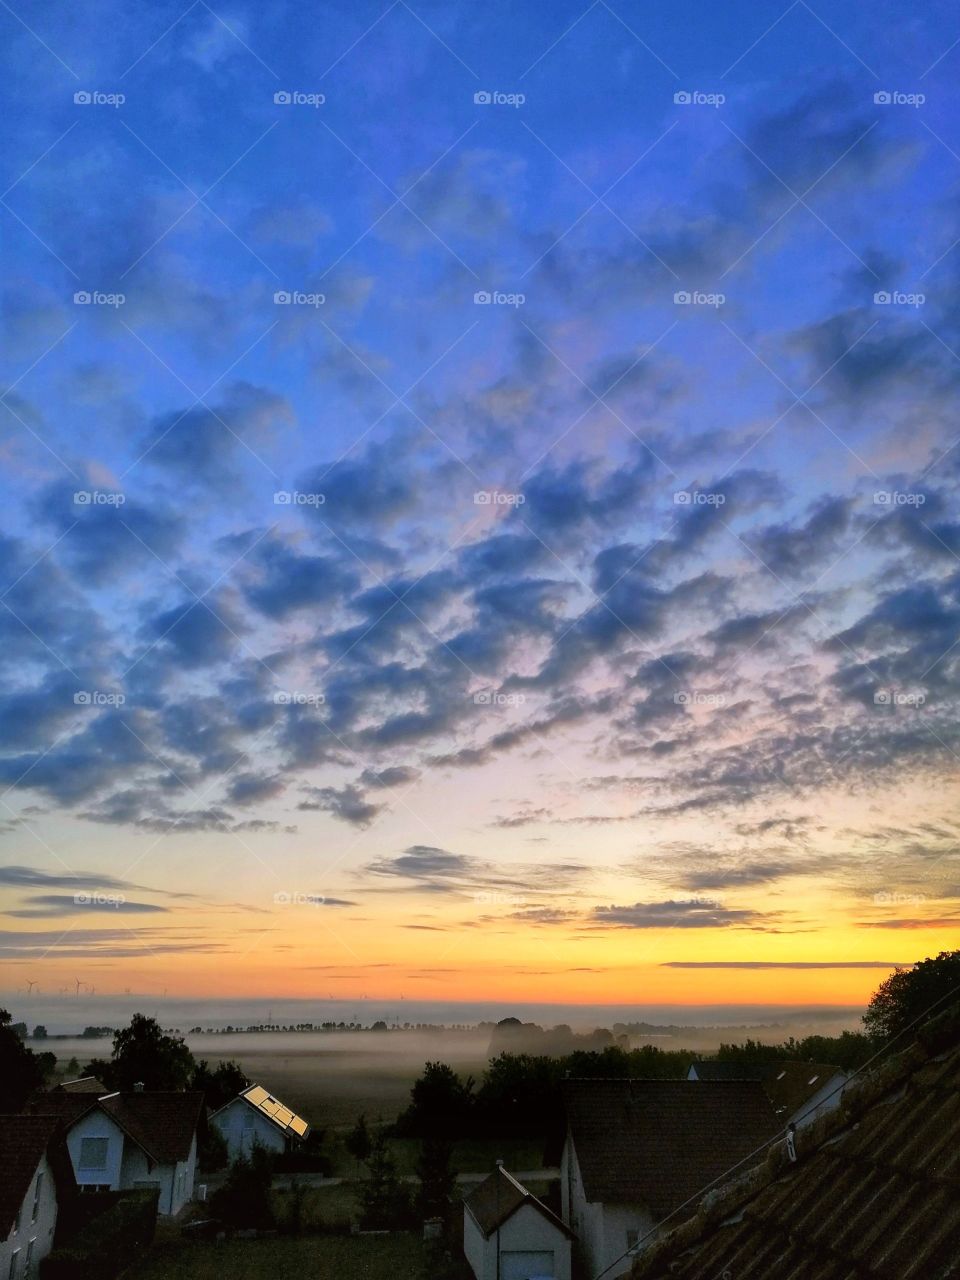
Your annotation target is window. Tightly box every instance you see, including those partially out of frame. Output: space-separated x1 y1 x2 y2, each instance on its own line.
31 1173 43 1222
79 1183 110 1194
8 1249 20 1280
79 1137 108 1171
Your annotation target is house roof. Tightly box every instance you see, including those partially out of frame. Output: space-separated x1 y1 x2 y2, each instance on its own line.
24 1090 205 1165
464 1165 573 1240
630 1005 960 1280
689 1060 845 1120
55 1076 108 1094
213 1084 309 1140
563 1079 780 1219
0 1116 75 1236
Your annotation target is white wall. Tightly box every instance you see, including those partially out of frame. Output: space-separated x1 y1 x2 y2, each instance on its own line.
212 1098 287 1161
66 1109 125 1190
464 1202 571 1280
561 1136 654 1279
791 1073 846 1129
0 1151 60 1279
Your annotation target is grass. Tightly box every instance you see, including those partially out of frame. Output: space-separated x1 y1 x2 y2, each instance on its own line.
128 1233 425 1279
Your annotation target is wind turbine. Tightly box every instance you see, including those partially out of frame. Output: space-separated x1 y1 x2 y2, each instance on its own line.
25 979 39 994
74 978 83 997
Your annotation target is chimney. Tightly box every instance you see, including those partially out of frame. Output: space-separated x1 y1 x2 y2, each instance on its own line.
133 1081 145 1093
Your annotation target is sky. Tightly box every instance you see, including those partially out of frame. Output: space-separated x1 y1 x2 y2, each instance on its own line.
1 0 959 1011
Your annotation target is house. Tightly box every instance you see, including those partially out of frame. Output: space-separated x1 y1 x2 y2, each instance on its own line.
560 1079 780 1278
0 1116 76 1279
26 1090 205 1216
463 1165 573 1280
630 1003 960 1279
210 1084 309 1160
686 1058 848 1128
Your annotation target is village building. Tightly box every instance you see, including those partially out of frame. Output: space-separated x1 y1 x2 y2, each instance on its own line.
463 1164 573 1280
210 1083 309 1160
686 1057 848 1128
0 1116 76 1279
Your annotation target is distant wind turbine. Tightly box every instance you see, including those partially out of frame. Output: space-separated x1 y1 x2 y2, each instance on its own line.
74 978 83 997
25 979 39 994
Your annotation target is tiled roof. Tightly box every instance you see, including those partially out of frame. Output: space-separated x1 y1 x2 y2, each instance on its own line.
563 1079 780 1219
99 1092 205 1164
630 1006 960 1280
464 1165 573 1239
690 1060 846 1120
55 1076 108 1094
0 1115 74 1236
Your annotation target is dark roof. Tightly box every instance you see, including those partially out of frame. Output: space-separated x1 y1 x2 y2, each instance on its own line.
464 1166 573 1240
689 1060 845 1119
0 1116 75 1235
99 1092 205 1164
563 1079 780 1218
631 1007 960 1280
54 1077 107 1094
23 1092 98 1125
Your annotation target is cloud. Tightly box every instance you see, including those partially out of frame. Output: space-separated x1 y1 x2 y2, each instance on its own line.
661 961 911 969
298 784 383 828
589 900 774 929
6 895 168 918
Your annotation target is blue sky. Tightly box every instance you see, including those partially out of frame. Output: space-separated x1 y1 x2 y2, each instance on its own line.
1 0 958 1001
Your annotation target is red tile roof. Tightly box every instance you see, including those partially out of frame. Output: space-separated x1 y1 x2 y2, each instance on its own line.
0 1116 75 1236
54 1077 108 1094
99 1092 205 1165
630 1006 960 1280
563 1079 780 1218
464 1165 573 1240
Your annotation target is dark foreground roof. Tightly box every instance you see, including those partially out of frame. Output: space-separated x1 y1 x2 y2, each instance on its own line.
690 1060 846 1120
26 1091 204 1164
0 1116 75 1235
464 1165 573 1240
54 1076 108 1094
631 1006 960 1280
564 1079 780 1219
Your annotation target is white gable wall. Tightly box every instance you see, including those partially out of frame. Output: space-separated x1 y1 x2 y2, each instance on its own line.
212 1097 287 1161
464 1201 571 1280
0 1151 60 1279
66 1108 197 1216
67 1109 125 1190
561 1134 654 1279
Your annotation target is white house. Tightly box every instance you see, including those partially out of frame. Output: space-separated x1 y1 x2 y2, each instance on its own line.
210 1084 309 1161
30 1089 204 1217
560 1079 780 1278
0 1115 76 1280
463 1165 573 1280
686 1059 848 1129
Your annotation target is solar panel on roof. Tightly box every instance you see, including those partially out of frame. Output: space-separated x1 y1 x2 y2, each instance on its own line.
289 1116 308 1137
244 1086 269 1106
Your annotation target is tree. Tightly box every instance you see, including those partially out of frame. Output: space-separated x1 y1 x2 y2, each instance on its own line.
197 1124 229 1173
32 1025 48 1040
89 1013 195 1091
0 1010 46 1108
863 951 960 1042
191 1058 247 1111
345 1113 372 1174
396 1061 475 1137
415 1136 457 1222
358 1130 412 1230
209 1146 276 1231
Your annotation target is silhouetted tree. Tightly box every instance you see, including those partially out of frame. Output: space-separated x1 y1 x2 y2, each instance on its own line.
415 1136 457 1221
191 1058 247 1110
345 1112 372 1174
88 1013 195 1091
864 951 960 1042
358 1130 412 1230
0 1010 46 1109
210 1145 276 1230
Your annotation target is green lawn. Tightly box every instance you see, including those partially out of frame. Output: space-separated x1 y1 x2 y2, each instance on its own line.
128 1233 425 1279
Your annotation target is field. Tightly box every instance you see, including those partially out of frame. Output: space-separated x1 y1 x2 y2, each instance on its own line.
127 1233 429 1279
